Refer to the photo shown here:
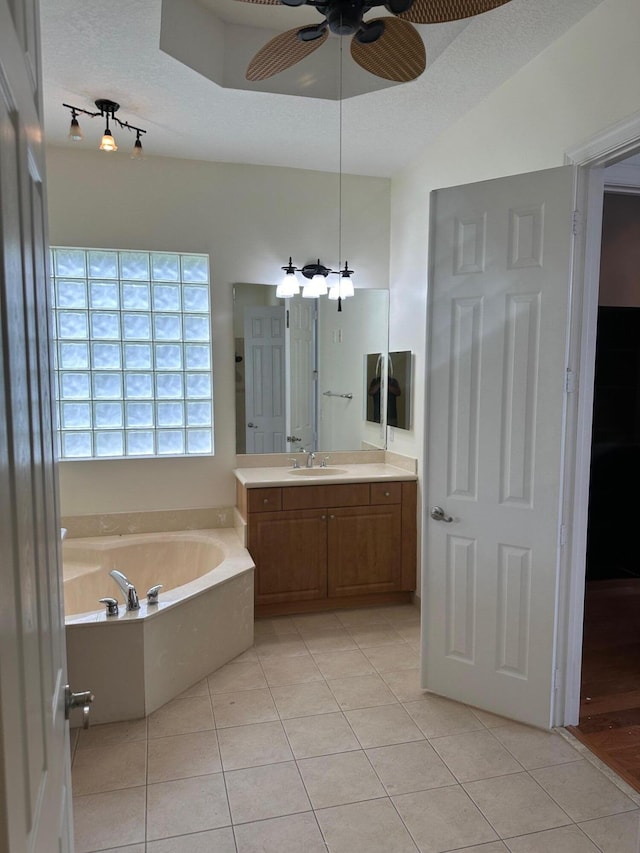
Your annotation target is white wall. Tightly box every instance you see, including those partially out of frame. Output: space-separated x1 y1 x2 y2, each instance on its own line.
47 150 390 515
388 0 640 589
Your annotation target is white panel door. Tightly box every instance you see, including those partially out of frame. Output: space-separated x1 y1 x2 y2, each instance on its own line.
287 295 316 452
244 306 286 452
423 166 575 729
0 0 73 849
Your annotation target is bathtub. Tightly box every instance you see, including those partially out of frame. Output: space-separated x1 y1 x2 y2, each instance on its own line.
63 529 254 725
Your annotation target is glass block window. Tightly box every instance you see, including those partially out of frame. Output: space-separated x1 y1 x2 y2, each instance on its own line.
51 248 213 459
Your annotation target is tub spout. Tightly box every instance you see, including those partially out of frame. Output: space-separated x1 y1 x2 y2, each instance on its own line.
109 570 140 611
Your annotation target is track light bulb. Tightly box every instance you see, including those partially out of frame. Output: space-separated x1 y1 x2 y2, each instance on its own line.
131 137 144 160
68 116 83 141
99 128 118 152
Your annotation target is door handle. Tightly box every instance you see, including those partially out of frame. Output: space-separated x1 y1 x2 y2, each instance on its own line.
430 505 454 523
247 422 258 428
64 685 95 729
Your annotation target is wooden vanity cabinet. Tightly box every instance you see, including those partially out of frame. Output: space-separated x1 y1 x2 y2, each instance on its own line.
239 479 417 616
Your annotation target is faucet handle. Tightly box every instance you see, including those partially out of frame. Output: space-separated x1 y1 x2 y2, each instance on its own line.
147 584 163 604
289 458 300 469
99 597 119 617
320 456 330 468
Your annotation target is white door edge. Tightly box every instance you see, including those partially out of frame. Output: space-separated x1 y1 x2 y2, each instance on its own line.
557 113 640 727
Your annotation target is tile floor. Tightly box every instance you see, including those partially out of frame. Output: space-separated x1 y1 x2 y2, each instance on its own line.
71 604 640 853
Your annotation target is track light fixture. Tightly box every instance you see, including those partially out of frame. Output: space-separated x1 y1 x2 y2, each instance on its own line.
276 258 355 311
63 99 147 158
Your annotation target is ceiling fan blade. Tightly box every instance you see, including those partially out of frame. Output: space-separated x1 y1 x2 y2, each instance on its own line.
246 26 328 81
399 0 511 25
351 18 425 82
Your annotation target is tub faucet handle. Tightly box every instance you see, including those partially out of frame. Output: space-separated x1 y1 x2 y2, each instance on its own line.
99 597 119 617
147 584 163 605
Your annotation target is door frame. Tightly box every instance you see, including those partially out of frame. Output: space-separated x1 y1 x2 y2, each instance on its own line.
557 111 640 726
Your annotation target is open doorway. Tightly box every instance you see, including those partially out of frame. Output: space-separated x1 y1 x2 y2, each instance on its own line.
568 171 640 789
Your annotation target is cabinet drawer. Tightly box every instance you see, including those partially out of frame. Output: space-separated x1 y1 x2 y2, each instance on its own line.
283 483 370 510
247 488 282 513
370 482 402 505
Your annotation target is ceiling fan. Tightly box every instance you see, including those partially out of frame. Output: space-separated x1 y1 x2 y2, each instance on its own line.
241 0 512 84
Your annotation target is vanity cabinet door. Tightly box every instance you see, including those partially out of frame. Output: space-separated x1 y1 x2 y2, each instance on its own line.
327 505 402 597
249 509 328 605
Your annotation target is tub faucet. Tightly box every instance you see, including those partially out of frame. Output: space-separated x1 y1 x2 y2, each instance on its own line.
109 570 140 611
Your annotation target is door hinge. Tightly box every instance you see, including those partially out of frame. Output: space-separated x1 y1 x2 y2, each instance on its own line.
571 209 582 236
559 524 567 548
565 368 576 394
286 309 289 329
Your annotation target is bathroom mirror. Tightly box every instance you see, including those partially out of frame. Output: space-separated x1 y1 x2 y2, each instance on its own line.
234 283 389 454
365 350 412 431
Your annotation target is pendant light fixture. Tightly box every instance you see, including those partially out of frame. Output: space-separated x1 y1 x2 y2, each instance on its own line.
63 99 148 158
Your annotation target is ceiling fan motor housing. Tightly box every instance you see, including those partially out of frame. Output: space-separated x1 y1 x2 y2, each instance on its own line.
323 0 365 35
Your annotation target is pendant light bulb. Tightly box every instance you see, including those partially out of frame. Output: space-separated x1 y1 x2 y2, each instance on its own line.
339 262 354 299
328 283 340 301
302 277 322 298
312 272 328 296
276 270 300 298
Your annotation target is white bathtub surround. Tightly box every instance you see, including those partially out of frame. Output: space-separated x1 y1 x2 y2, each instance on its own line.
60 506 236 539
64 529 254 725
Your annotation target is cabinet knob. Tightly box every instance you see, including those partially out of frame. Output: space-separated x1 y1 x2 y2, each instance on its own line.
330 514 335 519
384 491 390 497
263 498 269 504
321 515 326 520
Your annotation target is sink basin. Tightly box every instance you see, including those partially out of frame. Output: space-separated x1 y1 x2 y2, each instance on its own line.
288 467 347 477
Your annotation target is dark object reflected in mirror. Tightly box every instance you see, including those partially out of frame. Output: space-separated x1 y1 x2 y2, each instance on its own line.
366 351 411 431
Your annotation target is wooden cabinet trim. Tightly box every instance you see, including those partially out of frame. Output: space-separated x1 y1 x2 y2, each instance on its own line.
370 482 402 504
282 483 370 511
247 487 282 513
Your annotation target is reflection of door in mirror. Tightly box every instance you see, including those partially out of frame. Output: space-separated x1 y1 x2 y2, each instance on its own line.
287 296 317 452
243 306 286 452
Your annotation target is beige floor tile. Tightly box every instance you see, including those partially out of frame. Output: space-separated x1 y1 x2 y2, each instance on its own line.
217 720 293 770
315 797 419 853
230 647 259 663
100 846 145 853
443 844 508 852
260 653 324 687
365 741 456 795
73 787 146 853
225 760 311 824
505 825 601 853
381 668 427 702
254 616 300 637
271 681 341 719
212 688 278 728
283 711 360 758
376 604 421 624
404 695 485 738
298 750 386 809
312 649 377 679
293 612 344 634
147 730 221 782
430 729 523 782
491 722 581 770
335 608 392 629
72 741 147 795
345 703 425 748
579 810 640 853
394 623 421 645
177 678 209 699
302 628 358 653
327 673 398 711
349 626 406 649
471 708 515 728
464 772 571 837
393 786 499 851
207 660 267 694
531 760 638 822
234 811 327 853
147 828 236 853
362 643 420 673
255 635 310 659
77 717 147 750
146 773 231 840
148 696 214 739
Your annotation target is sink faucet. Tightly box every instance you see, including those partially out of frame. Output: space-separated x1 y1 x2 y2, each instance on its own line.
305 451 316 468
109 569 140 611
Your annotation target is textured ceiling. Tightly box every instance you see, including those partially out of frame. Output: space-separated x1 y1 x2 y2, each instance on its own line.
40 0 604 178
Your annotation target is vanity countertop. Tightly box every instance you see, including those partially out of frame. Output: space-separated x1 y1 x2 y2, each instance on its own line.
234 462 418 488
